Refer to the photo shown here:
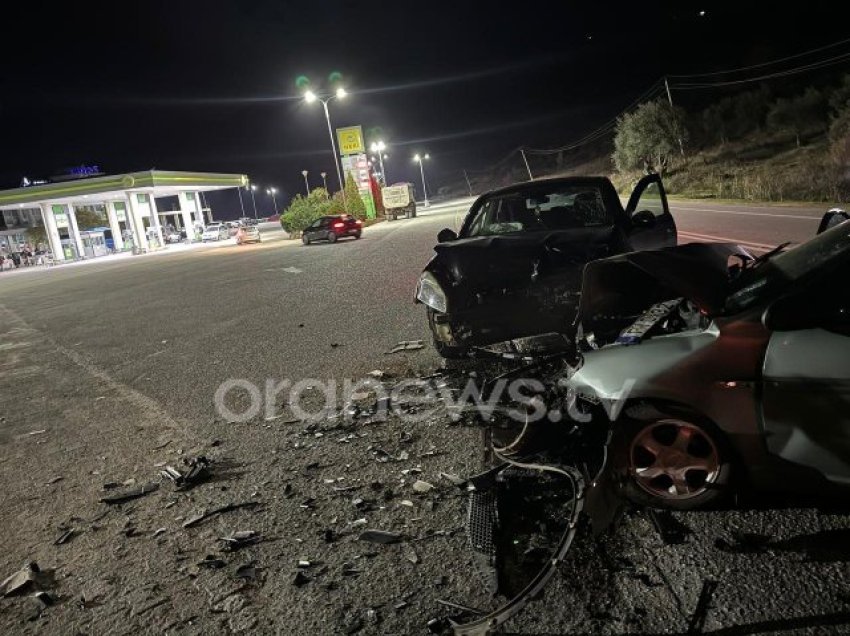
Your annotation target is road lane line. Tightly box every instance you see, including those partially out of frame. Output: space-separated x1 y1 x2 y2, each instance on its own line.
678 231 771 253
670 206 820 221
677 230 776 249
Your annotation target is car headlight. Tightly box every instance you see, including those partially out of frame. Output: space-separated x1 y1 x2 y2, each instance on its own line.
416 271 448 313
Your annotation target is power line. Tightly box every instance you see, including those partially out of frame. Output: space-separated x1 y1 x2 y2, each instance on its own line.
669 36 850 79
671 51 850 89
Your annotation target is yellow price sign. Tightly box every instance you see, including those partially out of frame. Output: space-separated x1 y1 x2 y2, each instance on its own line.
336 125 365 155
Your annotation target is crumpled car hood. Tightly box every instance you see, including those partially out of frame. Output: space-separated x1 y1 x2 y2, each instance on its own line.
433 227 625 288
576 242 750 326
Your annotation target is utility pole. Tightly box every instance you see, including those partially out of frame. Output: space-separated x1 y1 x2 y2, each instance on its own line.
236 186 245 218
520 149 534 181
462 169 473 197
665 77 686 157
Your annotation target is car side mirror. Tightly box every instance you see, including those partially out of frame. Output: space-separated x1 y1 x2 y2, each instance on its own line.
437 228 458 243
631 210 656 230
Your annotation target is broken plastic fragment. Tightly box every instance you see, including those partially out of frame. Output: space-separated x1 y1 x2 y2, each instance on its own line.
358 529 402 544
99 482 159 505
412 480 434 493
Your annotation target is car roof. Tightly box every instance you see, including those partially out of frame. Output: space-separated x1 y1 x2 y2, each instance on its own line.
479 176 615 199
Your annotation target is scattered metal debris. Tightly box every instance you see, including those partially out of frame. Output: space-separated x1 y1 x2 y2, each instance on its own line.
220 530 262 551
439 472 467 488
54 529 77 545
0 563 51 597
358 529 403 544
386 340 425 354
647 509 691 545
198 556 226 569
436 599 484 615
687 579 718 634
182 501 261 529
99 481 159 505
160 456 211 490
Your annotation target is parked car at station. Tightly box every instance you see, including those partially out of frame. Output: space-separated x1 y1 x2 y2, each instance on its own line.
415 175 677 357
201 223 229 242
163 226 182 243
302 214 362 245
236 225 261 245
564 219 850 509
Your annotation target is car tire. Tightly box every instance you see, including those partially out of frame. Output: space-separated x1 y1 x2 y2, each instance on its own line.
611 414 733 511
426 308 468 359
302 235 310 245
327 233 337 243
354 232 362 239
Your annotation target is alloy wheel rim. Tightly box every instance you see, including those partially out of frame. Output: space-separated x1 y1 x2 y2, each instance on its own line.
629 419 720 500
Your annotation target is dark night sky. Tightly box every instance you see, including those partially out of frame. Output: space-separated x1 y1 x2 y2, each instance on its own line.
0 1 845 213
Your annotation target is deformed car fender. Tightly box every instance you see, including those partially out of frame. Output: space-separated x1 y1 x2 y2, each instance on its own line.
566 326 721 420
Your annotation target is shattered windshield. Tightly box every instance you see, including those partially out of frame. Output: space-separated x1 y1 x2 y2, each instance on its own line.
727 221 850 313
465 186 612 237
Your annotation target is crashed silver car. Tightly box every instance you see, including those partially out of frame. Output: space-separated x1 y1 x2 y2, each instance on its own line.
565 221 850 510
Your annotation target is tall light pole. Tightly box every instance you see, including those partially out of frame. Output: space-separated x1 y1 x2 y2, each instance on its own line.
249 184 259 219
370 141 388 185
413 153 430 207
304 87 347 195
266 187 279 215
236 186 246 217
320 171 328 195
301 170 309 195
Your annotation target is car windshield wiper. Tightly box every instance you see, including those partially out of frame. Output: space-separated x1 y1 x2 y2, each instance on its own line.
747 241 792 269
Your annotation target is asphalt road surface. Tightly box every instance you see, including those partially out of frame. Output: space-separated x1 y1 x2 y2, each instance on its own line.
0 197 848 635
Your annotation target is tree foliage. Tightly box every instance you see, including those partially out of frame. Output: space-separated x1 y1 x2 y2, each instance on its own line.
701 86 772 145
333 174 366 219
613 99 687 174
280 187 340 235
766 87 827 147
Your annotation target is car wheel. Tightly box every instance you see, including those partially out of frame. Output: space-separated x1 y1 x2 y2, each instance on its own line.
302 234 310 245
354 232 362 239
327 232 337 243
426 308 468 359
613 416 732 510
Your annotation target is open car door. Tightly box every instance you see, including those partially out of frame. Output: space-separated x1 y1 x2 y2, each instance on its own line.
625 174 677 252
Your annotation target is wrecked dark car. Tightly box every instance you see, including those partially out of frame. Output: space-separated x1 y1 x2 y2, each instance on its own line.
415 175 677 357
566 221 850 509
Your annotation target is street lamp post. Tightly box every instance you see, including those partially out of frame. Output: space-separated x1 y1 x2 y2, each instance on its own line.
304 87 347 197
301 170 309 195
320 171 328 195
370 141 388 185
266 187 279 215
413 153 430 207
249 184 259 219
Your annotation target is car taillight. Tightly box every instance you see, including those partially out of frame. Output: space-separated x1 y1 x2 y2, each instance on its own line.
355 220 362 225
333 222 345 228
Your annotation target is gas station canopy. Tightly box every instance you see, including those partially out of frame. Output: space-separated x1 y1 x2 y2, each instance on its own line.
0 170 248 261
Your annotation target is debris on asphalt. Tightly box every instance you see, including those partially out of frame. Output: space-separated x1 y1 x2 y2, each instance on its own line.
436 599 484 615
358 529 403 544
198 556 226 569
99 481 159 504
323 529 336 543
28 429 47 436
427 617 449 633
687 579 718 634
181 501 261 529
46 476 63 485
341 564 362 577
220 530 262 551
406 549 420 565
293 571 311 587
160 456 211 490
0 563 51 597
647 509 691 545
412 480 435 493
368 370 385 379
235 563 259 581
714 532 771 554
400 500 415 507
439 472 467 488
386 340 425 354
54 528 77 545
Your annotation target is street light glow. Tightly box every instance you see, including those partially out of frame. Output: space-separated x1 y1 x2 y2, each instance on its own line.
250 184 257 191
414 154 420 162
304 90 317 103
336 87 347 99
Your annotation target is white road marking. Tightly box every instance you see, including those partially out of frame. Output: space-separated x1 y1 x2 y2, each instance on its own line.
678 231 772 253
671 206 819 221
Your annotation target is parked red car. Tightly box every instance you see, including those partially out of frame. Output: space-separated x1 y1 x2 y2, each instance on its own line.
302 215 363 245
